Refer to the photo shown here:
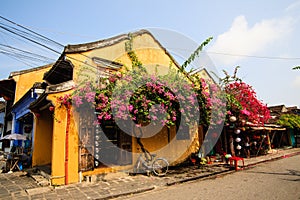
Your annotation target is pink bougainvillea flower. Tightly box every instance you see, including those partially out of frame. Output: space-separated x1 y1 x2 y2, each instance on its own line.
241 109 251 116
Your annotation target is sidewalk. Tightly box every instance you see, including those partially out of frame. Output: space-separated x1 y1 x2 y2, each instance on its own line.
0 147 299 200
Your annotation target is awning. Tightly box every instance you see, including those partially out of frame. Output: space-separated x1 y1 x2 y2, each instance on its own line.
0 133 27 141
29 93 51 113
250 126 286 131
0 78 15 100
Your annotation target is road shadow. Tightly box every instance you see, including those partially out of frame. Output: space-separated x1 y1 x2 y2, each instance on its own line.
245 169 300 182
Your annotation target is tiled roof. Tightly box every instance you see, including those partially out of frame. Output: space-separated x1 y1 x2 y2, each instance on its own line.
267 104 300 124
9 63 53 78
268 105 286 113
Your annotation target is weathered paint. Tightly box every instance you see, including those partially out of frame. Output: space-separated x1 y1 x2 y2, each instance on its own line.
46 31 206 184
11 65 51 103
32 108 53 166
6 65 52 165
45 91 79 185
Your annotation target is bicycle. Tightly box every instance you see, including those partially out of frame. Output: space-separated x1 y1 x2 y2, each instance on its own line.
133 150 169 176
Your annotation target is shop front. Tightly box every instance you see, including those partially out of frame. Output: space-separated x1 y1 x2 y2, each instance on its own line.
207 125 288 163
8 84 45 169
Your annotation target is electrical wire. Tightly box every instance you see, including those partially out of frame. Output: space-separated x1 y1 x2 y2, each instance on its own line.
0 24 62 55
0 16 113 77
206 51 300 60
0 16 64 48
0 16 126 78
167 47 300 60
0 44 56 62
1 52 37 68
0 23 60 65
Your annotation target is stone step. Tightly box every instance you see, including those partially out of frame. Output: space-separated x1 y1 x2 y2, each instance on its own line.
27 168 51 187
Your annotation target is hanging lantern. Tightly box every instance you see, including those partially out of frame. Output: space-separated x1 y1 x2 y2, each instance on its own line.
241 119 246 126
229 116 237 122
49 106 55 112
236 145 242 150
234 129 241 134
235 137 241 142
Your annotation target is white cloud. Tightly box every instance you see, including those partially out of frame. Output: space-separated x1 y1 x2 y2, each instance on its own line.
208 15 294 65
285 0 300 12
293 76 300 88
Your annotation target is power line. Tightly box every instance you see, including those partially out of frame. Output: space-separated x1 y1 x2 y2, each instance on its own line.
0 16 127 77
0 16 111 75
0 22 60 49
206 51 300 60
167 47 300 60
0 51 38 68
0 16 63 68
0 29 58 59
0 16 64 48
0 24 62 55
0 44 56 62
0 51 52 63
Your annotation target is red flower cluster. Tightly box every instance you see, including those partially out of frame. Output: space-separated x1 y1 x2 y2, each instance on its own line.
56 94 72 108
225 81 270 126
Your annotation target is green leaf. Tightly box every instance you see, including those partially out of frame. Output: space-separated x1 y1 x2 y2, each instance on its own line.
292 66 300 70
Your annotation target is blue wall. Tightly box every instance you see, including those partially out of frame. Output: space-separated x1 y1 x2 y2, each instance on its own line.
0 112 4 125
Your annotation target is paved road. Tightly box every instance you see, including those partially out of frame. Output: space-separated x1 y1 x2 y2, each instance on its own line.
118 154 300 200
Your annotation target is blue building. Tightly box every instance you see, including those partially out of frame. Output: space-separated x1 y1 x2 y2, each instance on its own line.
0 101 5 149
10 83 46 153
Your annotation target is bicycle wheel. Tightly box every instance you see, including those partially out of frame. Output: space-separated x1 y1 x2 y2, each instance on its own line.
152 158 169 176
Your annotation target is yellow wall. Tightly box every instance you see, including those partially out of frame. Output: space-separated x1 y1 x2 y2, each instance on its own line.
69 33 177 84
48 32 201 184
47 91 79 185
131 124 199 166
12 65 52 103
32 109 53 167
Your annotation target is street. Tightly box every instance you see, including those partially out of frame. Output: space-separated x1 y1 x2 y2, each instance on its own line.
117 154 300 200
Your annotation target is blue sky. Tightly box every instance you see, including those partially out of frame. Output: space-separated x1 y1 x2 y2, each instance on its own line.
0 0 299 107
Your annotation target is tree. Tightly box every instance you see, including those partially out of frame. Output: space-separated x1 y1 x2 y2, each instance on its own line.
219 67 270 126
277 114 300 129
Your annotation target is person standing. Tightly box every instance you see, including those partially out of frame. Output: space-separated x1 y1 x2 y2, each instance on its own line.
229 135 235 157
244 136 250 158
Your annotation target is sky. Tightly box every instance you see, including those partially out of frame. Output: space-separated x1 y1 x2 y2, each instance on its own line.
0 0 299 107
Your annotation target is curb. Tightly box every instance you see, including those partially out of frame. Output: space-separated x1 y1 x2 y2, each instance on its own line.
15 149 300 199
25 186 52 196
166 169 232 186
166 150 300 186
244 150 300 169
97 186 156 200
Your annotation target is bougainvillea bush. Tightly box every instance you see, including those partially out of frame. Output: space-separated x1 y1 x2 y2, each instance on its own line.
57 66 270 129
221 68 270 126
56 35 270 130
94 66 201 128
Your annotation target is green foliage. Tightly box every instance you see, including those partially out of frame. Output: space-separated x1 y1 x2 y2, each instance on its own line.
73 34 215 128
276 114 300 129
225 93 242 111
211 66 243 116
125 33 144 69
179 37 217 126
211 66 242 87
181 37 213 71
293 66 300 70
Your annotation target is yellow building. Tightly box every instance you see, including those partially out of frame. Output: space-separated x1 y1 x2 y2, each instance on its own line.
30 30 205 185
0 64 52 153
